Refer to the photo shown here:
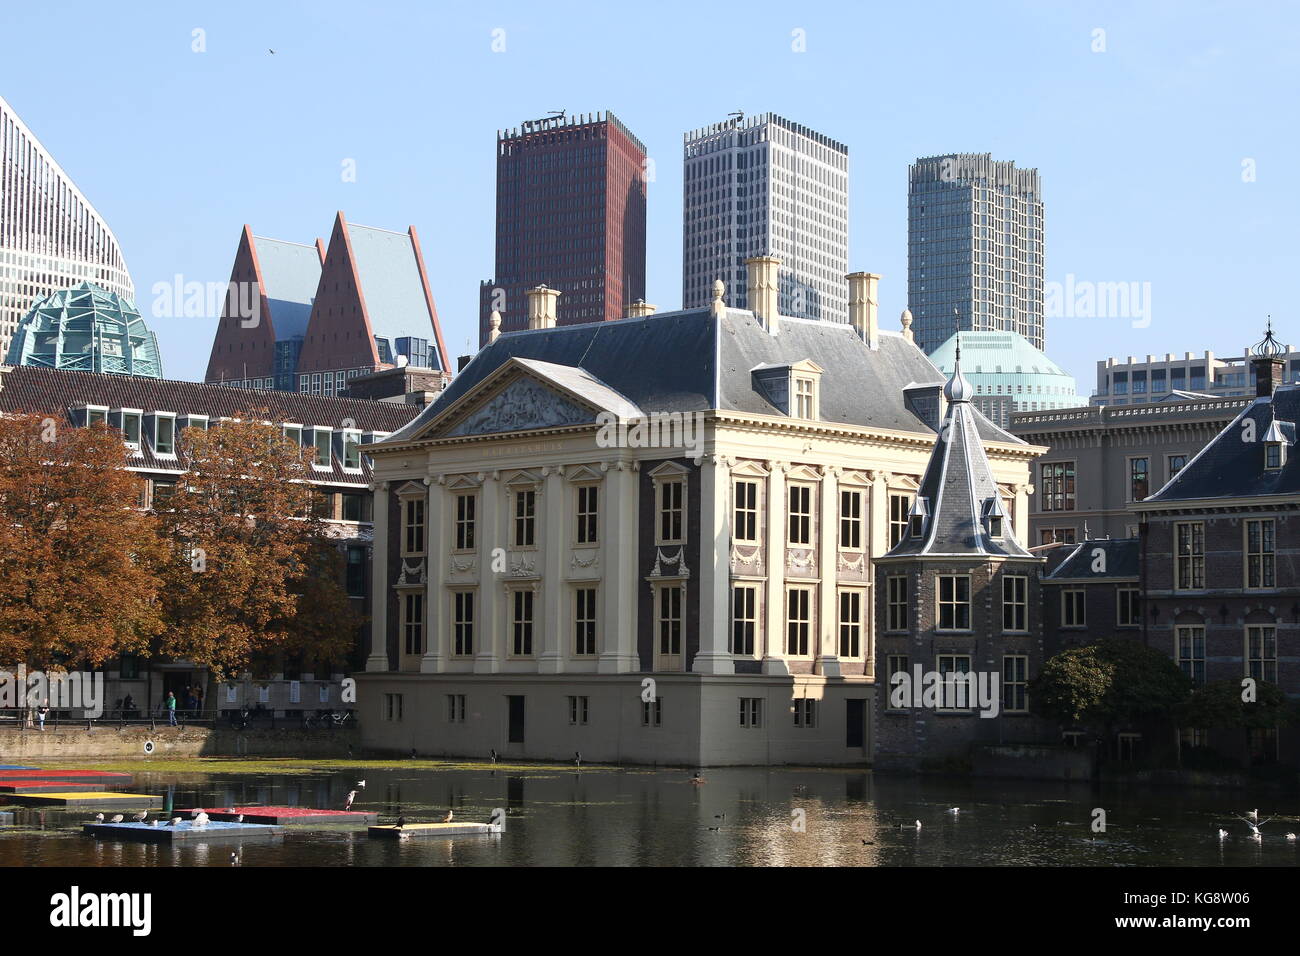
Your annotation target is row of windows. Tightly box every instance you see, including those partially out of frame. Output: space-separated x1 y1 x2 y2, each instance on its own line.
730 585 865 658
882 574 1035 633
1174 518 1276 591
1174 624 1279 685
885 654 1030 712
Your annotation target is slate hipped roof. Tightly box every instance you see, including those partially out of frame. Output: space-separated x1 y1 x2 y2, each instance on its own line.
1143 384 1300 503
386 307 1027 445
1044 538 1140 581
881 345 1033 559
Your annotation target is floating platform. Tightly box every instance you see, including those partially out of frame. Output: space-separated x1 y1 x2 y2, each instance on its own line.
82 820 285 844
0 780 110 793
8 791 163 809
0 769 133 784
368 821 502 839
190 806 379 826
0 765 37 770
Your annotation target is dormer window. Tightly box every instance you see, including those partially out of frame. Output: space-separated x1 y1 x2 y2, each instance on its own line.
117 409 143 449
1263 419 1290 470
983 496 1008 539
155 414 176 456
908 497 930 538
311 427 332 468
794 376 817 419
84 405 109 427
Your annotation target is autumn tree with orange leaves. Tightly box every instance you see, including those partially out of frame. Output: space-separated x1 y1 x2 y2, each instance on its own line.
0 412 166 667
155 415 360 680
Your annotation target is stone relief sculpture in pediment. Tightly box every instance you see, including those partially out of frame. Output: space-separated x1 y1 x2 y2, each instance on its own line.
446 377 594 437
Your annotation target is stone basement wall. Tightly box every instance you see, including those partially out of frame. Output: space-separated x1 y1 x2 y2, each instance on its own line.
0 726 358 759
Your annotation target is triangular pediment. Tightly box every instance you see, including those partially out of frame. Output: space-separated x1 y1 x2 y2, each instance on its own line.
441 374 598 438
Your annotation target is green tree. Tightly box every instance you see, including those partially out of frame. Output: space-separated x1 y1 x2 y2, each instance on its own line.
1031 639 1192 740
1178 679 1293 766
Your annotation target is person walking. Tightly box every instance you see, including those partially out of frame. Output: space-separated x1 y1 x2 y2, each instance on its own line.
37 698 50 731
166 691 177 726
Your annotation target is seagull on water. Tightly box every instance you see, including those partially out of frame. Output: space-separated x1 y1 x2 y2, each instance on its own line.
355 779 366 790
1217 828 1229 840
1237 815 1272 837
167 815 183 827
862 839 875 845
946 807 960 815
344 790 357 810
1286 832 1297 841
690 772 706 785
442 809 454 823
190 809 209 828
900 820 922 830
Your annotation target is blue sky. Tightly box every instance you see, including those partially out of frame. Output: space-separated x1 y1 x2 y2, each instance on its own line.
3 0 1297 393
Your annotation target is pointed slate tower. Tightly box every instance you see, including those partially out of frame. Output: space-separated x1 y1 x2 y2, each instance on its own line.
872 337 1049 770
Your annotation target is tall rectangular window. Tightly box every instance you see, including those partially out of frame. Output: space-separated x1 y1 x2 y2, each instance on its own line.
1246 625 1277 683
733 479 758 542
313 428 332 467
793 699 818 728
122 411 142 447
787 484 812 546
1002 655 1028 713
511 589 534 656
786 587 812 656
574 587 597 656
739 698 763 728
1117 587 1141 627
657 586 683 658
731 584 758 656
455 494 476 550
658 480 684 544
513 490 536 547
403 497 426 555
840 489 862 549
1177 626 1206 685
838 589 862 658
342 430 361 470
402 592 424 656
794 377 816 418
641 697 662 727
447 694 466 723
889 493 912 548
568 696 589 725
937 655 972 709
1175 521 1205 590
452 591 474 656
1246 518 1275 589
1129 457 1149 501
1040 461 1075 512
155 416 175 455
576 486 599 544
937 575 971 630
1061 589 1086 628
887 576 909 631
346 546 365 597
1002 575 1027 631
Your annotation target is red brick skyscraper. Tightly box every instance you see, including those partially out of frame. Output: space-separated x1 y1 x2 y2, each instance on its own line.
479 112 647 344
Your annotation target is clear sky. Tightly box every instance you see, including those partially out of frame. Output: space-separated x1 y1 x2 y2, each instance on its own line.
3 0 1297 394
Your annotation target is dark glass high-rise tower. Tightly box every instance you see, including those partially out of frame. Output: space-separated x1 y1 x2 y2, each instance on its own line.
478 112 647 344
907 154 1044 354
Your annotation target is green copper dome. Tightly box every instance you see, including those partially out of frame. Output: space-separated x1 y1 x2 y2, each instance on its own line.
5 282 162 378
929 330 1079 409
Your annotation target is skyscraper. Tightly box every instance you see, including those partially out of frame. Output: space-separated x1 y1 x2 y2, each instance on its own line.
0 94 134 359
478 111 647 344
907 153 1044 355
682 113 848 323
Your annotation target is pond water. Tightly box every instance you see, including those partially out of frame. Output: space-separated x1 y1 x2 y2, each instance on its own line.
2 762 1297 867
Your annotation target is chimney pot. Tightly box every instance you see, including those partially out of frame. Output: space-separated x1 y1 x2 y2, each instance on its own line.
745 256 781 334
846 272 881 349
526 285 561 329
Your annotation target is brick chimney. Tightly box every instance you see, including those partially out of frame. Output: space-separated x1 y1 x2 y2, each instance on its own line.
846 272 880 349
526 285 560 330
745 255 780 334
625 299 657 319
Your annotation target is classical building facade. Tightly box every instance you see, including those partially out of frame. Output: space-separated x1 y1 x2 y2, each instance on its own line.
0 94 134 359
873 343 1053 770
357 261 1040 765
206 213 450 395
1010 394 1250 546
0 363 420 720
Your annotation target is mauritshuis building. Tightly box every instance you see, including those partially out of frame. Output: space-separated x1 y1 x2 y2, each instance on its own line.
356 260 1041 766
0 94 134 361
205 212 451 397
478 112 647 345
683 113 849 324
908 154 1045 355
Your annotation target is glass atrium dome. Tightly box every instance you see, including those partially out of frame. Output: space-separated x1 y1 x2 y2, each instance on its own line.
4 282 163 378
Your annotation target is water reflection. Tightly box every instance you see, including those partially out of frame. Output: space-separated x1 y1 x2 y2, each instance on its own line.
0 766 1296 867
